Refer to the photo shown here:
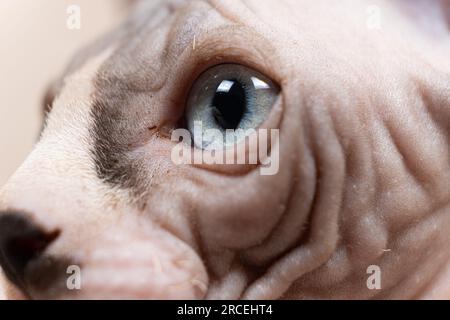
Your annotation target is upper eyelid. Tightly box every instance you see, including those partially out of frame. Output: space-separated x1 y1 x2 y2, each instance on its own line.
169 23 282 90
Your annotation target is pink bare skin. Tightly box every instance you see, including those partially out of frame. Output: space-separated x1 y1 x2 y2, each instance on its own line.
0 0 449 299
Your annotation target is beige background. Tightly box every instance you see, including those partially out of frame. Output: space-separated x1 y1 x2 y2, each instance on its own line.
0 0 129 186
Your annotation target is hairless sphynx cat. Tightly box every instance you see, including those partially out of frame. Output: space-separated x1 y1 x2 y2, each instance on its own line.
0 0 449 299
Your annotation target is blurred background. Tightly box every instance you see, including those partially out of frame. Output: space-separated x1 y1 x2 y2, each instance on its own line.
0 0 130 185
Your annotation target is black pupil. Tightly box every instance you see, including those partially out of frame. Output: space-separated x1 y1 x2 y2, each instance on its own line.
211 79 246 130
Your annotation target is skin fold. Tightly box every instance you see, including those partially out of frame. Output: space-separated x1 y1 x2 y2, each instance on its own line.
0 0 449 299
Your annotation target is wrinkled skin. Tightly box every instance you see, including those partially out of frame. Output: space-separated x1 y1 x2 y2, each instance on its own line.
0 0 450 299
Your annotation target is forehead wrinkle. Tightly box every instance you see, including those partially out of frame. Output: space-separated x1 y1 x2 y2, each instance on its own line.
164 1 211 59
106 0 249 81
162 0 275 64
206 0 256 25
162 0 234 63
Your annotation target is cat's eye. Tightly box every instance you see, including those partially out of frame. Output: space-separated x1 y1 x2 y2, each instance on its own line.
185 64 279 150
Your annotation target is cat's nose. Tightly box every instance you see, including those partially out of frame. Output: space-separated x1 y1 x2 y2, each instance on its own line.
0 212 60 289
